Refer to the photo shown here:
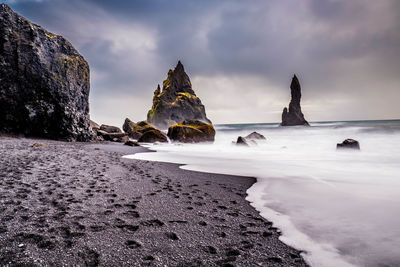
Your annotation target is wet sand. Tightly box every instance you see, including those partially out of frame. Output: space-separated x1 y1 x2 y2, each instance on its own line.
0 137 307 266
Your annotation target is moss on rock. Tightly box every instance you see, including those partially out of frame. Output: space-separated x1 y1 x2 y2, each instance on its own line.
123 118 165 142
138 129 168 143
146 61 211 129
167 119 215 143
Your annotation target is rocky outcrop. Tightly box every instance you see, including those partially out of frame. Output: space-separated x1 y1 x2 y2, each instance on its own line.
0 4 92 141
281 75 309 126
337 139 360 150
147 61 211 129
167 119 215 143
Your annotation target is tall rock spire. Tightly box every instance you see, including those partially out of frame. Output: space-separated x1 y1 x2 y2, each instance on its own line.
147 61 211 129
281 75 309 126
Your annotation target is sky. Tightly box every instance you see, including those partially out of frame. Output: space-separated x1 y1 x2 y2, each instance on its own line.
4 0 400 126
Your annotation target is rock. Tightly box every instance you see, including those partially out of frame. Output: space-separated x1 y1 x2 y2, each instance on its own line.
137 129 168 143
96 130 126 140
124 140 140 147
147 61 211 129
96 125 128 143
234 132 265 146
122 118 136 136
167 119 215 143
245 132 266 140
281 75 309 126
122 118 167 143
236 136 249 146
0 4 92 141
123 118 159 140
100 124 122 133
235 136 257 146
90 120 101 140
115 135 129 143
90 120 100 131
337 139 360 150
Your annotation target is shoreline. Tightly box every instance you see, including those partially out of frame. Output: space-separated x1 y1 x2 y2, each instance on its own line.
0 137 307 266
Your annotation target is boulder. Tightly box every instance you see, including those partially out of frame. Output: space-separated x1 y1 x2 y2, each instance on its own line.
116 135 129 143
123 118 158 140
234 132 265 146
281 75 309 126
89 120 104 141
167 119 215 143
96 130 128 142
122 118 136 136
100 124 122 133
147 61 211 129
90 120 100 131
245 132 266 140
235 136 257 146
0 4 92 141
96 125 128 143
138 129 168 143
236 136 249 146
337 139 360 150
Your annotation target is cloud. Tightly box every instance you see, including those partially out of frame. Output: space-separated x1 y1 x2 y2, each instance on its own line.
5 0 400 125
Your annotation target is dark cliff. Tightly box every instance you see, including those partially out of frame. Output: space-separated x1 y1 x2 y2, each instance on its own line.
0 4 92 141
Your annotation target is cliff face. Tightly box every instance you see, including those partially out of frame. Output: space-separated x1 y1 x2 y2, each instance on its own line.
281 75 309 126
0 4 92 141
147 61 211 129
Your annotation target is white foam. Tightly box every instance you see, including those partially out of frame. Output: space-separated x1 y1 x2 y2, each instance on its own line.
247 180 356 267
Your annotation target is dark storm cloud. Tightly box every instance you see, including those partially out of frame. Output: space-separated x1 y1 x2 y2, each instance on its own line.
4 0 400 124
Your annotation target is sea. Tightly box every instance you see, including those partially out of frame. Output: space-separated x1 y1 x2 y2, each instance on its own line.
124 120 400 267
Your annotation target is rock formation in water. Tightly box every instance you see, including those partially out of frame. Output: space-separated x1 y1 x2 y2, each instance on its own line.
147 61 211 129
236 136 250 146
337 139 360 150
167 119 215 143
0 4 92 141
245 132 266 140
281 75 309 126
235 132 266 146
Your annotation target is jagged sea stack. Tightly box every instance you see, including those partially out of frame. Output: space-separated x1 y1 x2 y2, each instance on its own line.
281 75 309 126
0 4 92 141
147 61 211 129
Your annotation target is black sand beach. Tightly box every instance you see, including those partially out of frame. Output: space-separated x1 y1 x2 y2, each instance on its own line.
0 137 307 266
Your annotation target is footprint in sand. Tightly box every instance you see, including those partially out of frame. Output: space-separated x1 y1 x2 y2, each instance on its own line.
165 232 179 240
125 240 142 249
